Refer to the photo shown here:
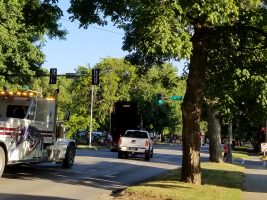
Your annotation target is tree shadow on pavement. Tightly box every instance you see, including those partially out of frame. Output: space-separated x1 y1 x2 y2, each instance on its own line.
0 194 74 200
1 159 178 192
243 157 267 193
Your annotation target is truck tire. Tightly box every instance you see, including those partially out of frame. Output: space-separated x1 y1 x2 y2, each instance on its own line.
123 152 128 159
0 146 5 177
118 151 123 159
63 144 76 168
145 152 150 161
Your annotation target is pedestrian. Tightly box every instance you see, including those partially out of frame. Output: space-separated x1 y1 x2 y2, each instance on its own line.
223 140 228 161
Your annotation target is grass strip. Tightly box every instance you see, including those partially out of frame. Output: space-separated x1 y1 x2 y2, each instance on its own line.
114 162 244 200
232 146 248 159
233 152 248 159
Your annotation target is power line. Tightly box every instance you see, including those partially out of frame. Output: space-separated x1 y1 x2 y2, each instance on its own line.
61 18 124 36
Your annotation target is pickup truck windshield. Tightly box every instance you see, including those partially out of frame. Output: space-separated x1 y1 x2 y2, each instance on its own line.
125 131 148 138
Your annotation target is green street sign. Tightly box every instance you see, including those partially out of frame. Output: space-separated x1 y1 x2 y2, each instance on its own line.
171 96 183 100
23 85 29 91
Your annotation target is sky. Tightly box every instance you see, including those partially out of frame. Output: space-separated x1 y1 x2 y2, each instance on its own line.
42 1 184 75
42 22 126 75
42 1 127 75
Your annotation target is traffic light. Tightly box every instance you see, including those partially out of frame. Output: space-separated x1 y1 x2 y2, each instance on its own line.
92 68 100 85
49 68 57 84
157 93 163 105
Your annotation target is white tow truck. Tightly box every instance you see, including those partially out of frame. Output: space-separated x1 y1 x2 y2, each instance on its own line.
117 130 154 161
0 88 76 177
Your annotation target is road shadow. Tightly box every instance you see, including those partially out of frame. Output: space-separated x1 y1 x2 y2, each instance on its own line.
76 145 182 166
0 143 243 199
242 172 267 193
0 194 75 200
2 160 177 192
245 159 266 169
242 157 267 193
78 143 210 166
1 144 183 193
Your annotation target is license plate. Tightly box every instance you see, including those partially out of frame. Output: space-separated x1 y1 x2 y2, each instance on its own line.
129 147 137 151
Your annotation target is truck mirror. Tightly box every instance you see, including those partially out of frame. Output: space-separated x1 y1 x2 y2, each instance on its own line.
27 111 35 120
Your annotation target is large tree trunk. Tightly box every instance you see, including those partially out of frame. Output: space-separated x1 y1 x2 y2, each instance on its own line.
181 21 207 184
207 102 223 163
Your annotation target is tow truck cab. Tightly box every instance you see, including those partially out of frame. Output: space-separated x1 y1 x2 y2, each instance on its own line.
0 89 76 178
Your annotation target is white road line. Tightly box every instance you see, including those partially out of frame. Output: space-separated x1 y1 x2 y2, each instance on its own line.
102 172 119 178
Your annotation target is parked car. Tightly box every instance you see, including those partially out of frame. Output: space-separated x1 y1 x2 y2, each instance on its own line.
75 130 106 145
92 131 104 138
75 130 88 144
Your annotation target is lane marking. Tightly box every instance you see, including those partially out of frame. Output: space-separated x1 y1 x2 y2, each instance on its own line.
102 172 119 178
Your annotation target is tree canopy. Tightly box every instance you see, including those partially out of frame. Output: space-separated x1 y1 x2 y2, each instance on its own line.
0 0 66 86
67 0 267 184
62 58 184 139
203 1 267 156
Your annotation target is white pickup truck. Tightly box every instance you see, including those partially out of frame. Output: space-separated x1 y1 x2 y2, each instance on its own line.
117 130 153 161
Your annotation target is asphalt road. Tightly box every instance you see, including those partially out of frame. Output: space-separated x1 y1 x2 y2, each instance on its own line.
0 144 183 200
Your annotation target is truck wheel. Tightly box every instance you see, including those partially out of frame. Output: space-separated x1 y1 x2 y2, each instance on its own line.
0 146 5 177
63 144 76 169
145 152 150 161
118 151 123 159
123 152 128 159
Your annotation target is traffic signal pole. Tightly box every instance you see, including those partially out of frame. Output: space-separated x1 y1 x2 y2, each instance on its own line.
88 68 100 147
89 84 94 147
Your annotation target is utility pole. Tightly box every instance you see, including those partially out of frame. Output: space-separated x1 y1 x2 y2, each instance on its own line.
89 85 94 147
53 89 59 141
88 68 100 147
109 106 112 133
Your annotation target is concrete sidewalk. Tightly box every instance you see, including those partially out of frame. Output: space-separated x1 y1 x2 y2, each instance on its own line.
242 155 267 200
